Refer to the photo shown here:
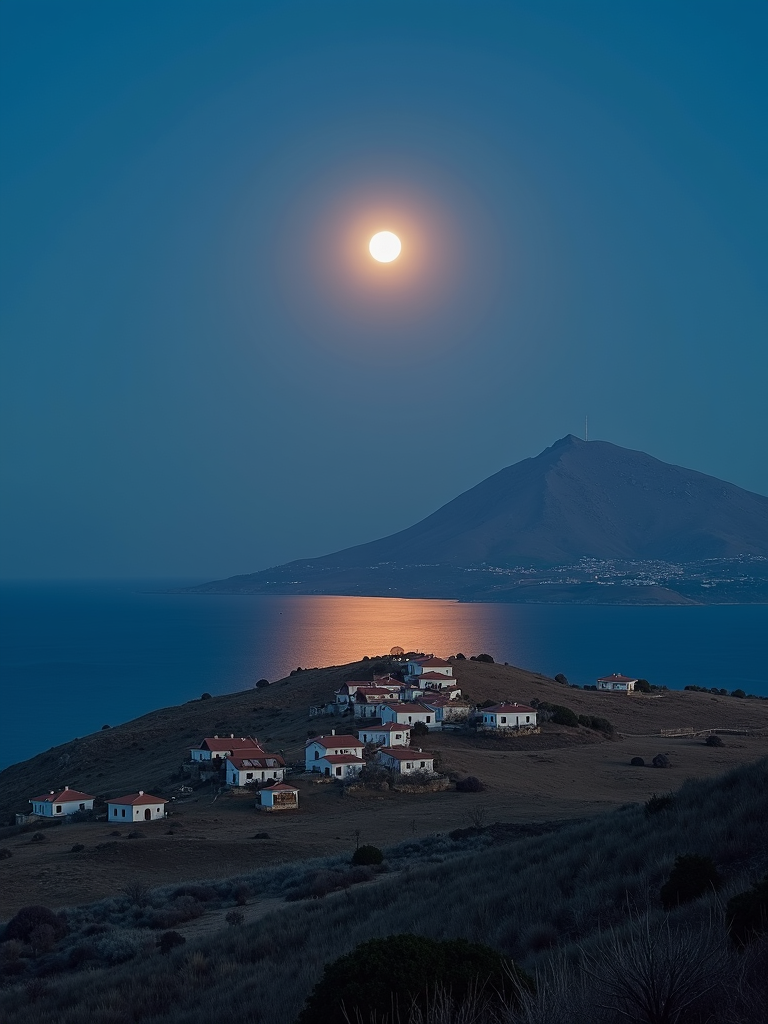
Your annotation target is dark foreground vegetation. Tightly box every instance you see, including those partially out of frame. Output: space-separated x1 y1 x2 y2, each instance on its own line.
0 760 766 1024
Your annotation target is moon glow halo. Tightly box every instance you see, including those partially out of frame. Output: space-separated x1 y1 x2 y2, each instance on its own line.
369 231 401 262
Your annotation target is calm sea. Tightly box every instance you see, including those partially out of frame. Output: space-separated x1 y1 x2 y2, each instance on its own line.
1 580 766 770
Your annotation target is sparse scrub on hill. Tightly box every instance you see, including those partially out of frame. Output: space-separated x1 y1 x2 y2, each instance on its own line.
0 760 765 1024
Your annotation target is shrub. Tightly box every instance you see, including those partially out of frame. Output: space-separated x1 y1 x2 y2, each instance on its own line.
660 854 722 910
233 884 251 906
726 875 768 946
352 845 384 866
645 793 673 815
454 653 466 660
635 678 651 693
101 724 111 730
653 753 671 768
70 844 85 853
225 910 244 927
705 734 724 747
578 714 614 734
554 673 568 685
475 653 495 663
295 934 531 1024
411 721 429 737
456 776 485 793
255 678 270 689
0 848 12 859
4 906 68 944
200 692 212 700
157 931 186 955
630 757 645 767
546 704 579 727
30 832 46 843
731 688 746 698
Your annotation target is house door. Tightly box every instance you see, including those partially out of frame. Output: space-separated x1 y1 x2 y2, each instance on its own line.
144 808 151 820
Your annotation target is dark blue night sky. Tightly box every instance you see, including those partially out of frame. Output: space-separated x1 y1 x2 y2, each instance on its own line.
1 1 766 578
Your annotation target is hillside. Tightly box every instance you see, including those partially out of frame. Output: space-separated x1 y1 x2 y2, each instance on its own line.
1 656 767 915
184 436 768 603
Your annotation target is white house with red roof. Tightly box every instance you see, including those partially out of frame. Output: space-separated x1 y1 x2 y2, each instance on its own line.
226 752 286 787
107 791 167 823
376 747 435 775
403 675 463 700
334 680 382 709
480 703 537 730
29 787 94 818
405 656 454 680
190 735 264 762
305 732 365 779
380 702 436 728
258 782 299 811
419 695 472 725
357 723 411 747
353 686 403 718
597 673 638 693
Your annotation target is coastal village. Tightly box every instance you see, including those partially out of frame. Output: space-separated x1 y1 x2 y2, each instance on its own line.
19 654 650 824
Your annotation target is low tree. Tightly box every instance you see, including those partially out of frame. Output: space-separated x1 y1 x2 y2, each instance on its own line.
351 844 384 866
255 678 270 689
660 854 722 910
726 875 768 946
411 721 429 737
705 734 724 747
631 757 645 767
157 931 186 955
653 753 671 768
635 678 652 693
475 653 495 663
731 689 746 699
295 934 531 1024
554 673 568 685
4 906 67 945
456 776 484 792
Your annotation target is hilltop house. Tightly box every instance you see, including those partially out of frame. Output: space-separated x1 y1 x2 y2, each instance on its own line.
107 792 167 822
479 703 537 730
357 723 411 747
226 753 286 788
305 733 365 779
403 675 463 700
353 686 403 718
376 747 435 775
404 656 454 680
597 673 637 693
380 702 435 728
29 787 94 818
419 695 472 725
190 735 264 762
258 782 299 811
334 681 375 710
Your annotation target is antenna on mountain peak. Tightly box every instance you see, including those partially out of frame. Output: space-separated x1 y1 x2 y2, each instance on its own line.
584 415 588 442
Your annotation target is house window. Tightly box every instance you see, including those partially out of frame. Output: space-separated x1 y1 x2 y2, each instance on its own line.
335 767 342 776
121 809 126 817
314 750 319 759
420 762 426 768
426 716 431 723
406 763 412 770
246 773 253 779
113 808 118 816
55 805 62 814
79 803 85 811
156 808 160 813
526 716 530 723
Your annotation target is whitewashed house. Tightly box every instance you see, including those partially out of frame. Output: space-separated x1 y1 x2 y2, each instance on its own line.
259 782 299 811
357 723 411 747
190 735 263 762
226 753 286 787
29 787 94 818
403 675 463 700
420 695 471 725
305 733 365 779
480 703 537 730
376 747 435 775
597 673 637 693
405 656 454 680
353 686 402 718
380 702 435 728
107 792 167 823
334 681 373 710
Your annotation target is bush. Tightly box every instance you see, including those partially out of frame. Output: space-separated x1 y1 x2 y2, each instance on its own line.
157 931 186 955
474 653 495 663
30 832 46 843
200 692 212 700
578 714 615 735
731 689 746 698
454 653 466 660
554 673 568 685
225 910 244 927
411 721 429 737
70 844 85 853
726 875 768 946
635 678 651 693
645 793 673 815
295 934 531 1024
630 757 645 767
660 854 722 910
705 734 724 747
4 906 67 944
0 848 12 859
351 845 384 866
653 753 671 768
456 776 485 793
101 724 111 730
255 678 270 689
545 703 578 727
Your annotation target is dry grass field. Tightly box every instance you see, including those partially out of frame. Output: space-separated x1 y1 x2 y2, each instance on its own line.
1 657 766 917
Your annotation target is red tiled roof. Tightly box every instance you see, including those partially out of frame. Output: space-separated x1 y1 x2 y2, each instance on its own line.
355 687 400 699
109 792 166 806
384 703 433 714
199 736 263 752
305 735 363 748
597 673 637 683
31 788 94 804
263 783 298 792
322 754 365 764
417 657 451 667
379 747 434 761
418 671 453 681
358 723 410 733
482 703 536 714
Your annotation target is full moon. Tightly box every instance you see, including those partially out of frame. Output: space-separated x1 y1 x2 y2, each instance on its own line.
369 231 401 262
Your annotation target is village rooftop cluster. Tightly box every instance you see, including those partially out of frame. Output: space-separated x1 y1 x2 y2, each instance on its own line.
22 657 641 822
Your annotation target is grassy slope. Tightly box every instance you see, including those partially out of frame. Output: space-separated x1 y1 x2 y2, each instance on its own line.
0 759 765 1024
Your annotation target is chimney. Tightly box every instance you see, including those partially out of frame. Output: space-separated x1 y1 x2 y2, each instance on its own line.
331 728 335 735
138 790 144 796
50 790 54 795
231 733 234 738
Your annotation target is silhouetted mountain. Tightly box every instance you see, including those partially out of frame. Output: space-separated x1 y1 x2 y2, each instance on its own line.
185 437 768 604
